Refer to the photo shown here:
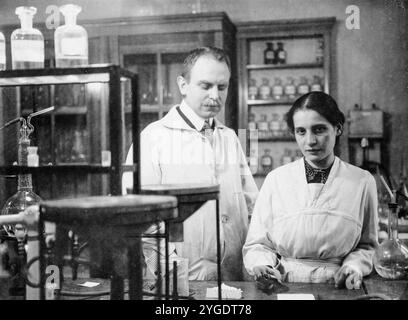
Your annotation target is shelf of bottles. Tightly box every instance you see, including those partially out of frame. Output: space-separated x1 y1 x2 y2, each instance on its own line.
0 65 138 201
245 36 326 185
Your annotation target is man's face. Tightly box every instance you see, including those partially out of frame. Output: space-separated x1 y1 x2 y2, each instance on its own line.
177 56 230 119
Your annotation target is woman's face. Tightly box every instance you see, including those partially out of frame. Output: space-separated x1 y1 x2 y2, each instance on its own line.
293 109 340 169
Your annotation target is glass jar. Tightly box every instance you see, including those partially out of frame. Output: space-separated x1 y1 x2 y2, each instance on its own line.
11 6 44 69
276 42 287 64
259 78 271 100
272 77 283 101
248 78 258 100
284 77 296 101
297 77 310 96
269 113 281 137
248 113 257 130
281 148 292 165
373 202 408 279
261 149 273 173
258 114 269 139
55 4 88 67
311 75 322 92
0 31 5 70
264 42 275 65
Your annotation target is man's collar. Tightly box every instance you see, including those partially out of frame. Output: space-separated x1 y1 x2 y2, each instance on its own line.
180 100 214 131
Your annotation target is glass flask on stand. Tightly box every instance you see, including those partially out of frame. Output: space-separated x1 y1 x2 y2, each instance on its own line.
54 4 88 67
0 31 5 70
373 202 408 279
11 6 44 70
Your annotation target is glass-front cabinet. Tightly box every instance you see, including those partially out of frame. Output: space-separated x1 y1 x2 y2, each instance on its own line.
237 18 335 188
0 65 139 206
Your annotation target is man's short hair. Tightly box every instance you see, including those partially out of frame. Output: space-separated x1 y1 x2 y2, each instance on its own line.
181 46 231 81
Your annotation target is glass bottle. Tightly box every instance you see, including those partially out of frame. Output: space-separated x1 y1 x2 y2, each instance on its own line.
259 78 271 100
248 113 257 130
284 77 296 101
269 113 281 137
280 115 289 137
276 42 287 64
373 202 408 279
248 78 258 100
297 77 310 97
55 4 88 67
0 31 5 70
315 38 324 64
258 114 269 139
264 42 275 65
261 149 273 173
11 6 44 70
281 148 293 165
272 77 283 101
311 75 323 92
249 149 258 174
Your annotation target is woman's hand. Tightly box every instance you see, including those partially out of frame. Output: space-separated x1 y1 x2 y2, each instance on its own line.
334 265 362 290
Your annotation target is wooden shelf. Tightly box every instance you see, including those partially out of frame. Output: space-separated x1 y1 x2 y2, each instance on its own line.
247 62 323 70
0 165 111 175
257 136 295 142
248 99 294 106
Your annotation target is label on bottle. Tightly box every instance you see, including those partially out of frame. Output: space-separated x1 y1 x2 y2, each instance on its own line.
311 84 322 91
285 85 295 95
298 85 309 95
282 156 292 165
248 86 258 99
266 51 274 59
248 121 257 130
258 121 269 131
261 156 272 166
60 38 87 57
12 40 44 62
269 121 280 131
259 86 271 99
273 85 283 96
278 51 286 59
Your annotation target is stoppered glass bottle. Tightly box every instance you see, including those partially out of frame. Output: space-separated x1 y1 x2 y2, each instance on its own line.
11 6 44 70
54 4 88 67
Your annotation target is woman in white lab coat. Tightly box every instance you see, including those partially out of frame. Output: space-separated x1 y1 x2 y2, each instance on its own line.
243 91 379 289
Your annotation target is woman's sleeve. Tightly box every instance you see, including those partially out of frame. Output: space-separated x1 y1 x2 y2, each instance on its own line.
242 173 279 276
342 173 379 276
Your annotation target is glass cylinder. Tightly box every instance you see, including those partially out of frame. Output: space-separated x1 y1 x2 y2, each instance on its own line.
0 31 5 70
373 202 408 279
11 6 44 70
54 4 88 67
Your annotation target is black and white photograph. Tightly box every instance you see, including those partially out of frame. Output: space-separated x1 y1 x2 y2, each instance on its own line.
0 0 407 308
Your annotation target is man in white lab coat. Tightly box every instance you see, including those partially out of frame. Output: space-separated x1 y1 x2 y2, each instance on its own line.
123 47 258 280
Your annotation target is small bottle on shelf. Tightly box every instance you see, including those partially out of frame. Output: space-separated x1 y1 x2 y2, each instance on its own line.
264 42 275 65
11 6 44 70
261 149 273 173
248 113 257 130
297 77 310 97
269 113 281 138
276 42 287 64
284 77 296 101
0 31 5 70
248 78 258 100
281 148 293 165
259 78 271 100
310 75 323 92
249 149 258 174
257 114 269 139
272 77 283 101
315 38 324 64
280 116 289 137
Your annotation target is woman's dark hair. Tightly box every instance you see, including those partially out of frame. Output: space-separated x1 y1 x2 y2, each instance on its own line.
286 91 345 135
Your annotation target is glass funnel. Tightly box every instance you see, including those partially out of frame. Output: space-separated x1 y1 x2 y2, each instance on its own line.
54 4 88 67
11 6 44 70
373 202 408 279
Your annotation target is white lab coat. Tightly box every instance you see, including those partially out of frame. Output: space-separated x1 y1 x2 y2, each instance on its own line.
123 105 258 280
243 156 379 282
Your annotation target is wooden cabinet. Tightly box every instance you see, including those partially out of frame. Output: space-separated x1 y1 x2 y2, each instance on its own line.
237 18 335 188
84 12 238 132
